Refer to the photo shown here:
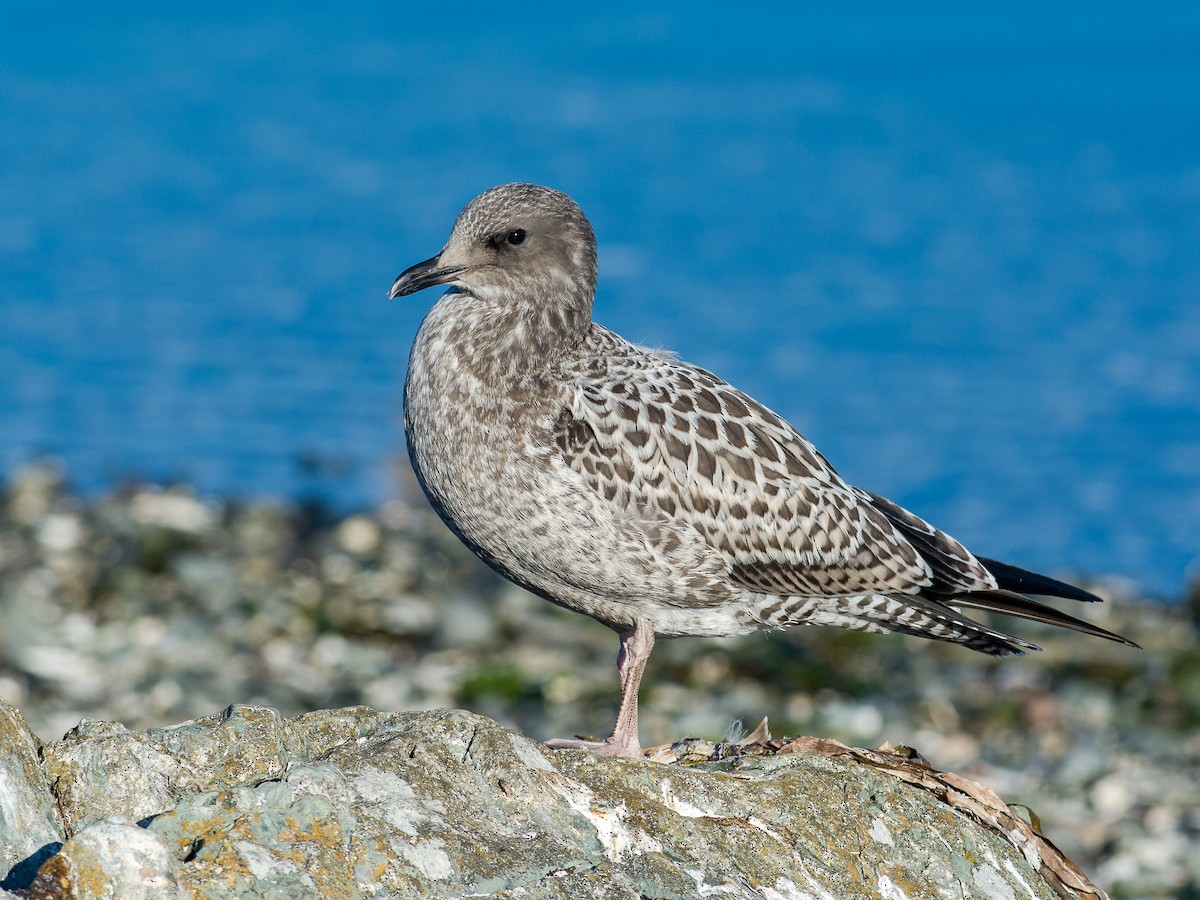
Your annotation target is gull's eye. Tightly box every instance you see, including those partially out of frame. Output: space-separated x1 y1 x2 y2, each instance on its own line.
505 228 526 246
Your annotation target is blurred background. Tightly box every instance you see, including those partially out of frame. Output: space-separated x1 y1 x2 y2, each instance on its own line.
2 2 1198 595
1 3 1198 895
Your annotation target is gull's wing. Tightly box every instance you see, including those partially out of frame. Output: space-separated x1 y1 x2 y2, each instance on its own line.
554 326 998 600
551 326 1137 652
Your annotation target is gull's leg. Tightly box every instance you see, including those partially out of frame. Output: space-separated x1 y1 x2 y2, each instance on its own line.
545 619 656 759
604 619 655 756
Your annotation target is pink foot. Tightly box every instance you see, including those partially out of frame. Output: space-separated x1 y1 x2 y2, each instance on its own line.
544 735 644 759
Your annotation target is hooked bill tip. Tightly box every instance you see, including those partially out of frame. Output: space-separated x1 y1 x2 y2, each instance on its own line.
388 256 465 299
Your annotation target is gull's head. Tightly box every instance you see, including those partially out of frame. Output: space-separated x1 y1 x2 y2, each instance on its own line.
389 183 598 310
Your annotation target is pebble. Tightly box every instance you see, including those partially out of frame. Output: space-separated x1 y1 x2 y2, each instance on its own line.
0 459 1195 899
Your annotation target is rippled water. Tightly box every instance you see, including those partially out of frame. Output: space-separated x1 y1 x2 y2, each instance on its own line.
2 4 1197 595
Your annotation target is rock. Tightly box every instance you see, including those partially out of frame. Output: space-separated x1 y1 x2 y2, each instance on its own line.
1 704 1107 898
41 705 290 836
127 487 215 535
0 699 64 890
4 460 67 527
25 817 182 899
335 515 382 557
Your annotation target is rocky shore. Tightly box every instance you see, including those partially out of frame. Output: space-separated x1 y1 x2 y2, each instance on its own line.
0 461 1196 898
1 702 1111 898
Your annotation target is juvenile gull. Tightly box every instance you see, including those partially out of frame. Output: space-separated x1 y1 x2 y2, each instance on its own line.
390 183 1137 759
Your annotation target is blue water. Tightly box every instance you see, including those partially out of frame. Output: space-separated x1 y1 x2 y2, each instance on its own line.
2 4 1198 596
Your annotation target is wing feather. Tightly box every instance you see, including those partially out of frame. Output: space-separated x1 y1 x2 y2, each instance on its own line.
554 326 934 598
549 326 1137 652
858 489 997 594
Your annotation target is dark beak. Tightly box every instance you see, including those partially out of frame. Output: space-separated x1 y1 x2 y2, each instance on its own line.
388 255 469 299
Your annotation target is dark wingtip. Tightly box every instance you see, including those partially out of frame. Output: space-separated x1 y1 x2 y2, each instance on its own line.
973 559 1140 648
978 557 1104 603
952 589 1140 649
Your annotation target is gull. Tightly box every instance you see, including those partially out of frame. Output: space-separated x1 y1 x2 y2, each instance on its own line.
389 183 1136 759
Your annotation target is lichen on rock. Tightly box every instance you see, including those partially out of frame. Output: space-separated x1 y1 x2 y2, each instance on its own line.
1 704 1108 898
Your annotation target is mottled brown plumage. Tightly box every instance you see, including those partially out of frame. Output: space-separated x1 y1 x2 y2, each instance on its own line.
390 183 1137 758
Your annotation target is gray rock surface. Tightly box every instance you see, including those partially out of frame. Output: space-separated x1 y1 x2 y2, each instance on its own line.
25 817 181 899
0 700 63 889
0 703 1105 899
42 705 290 836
